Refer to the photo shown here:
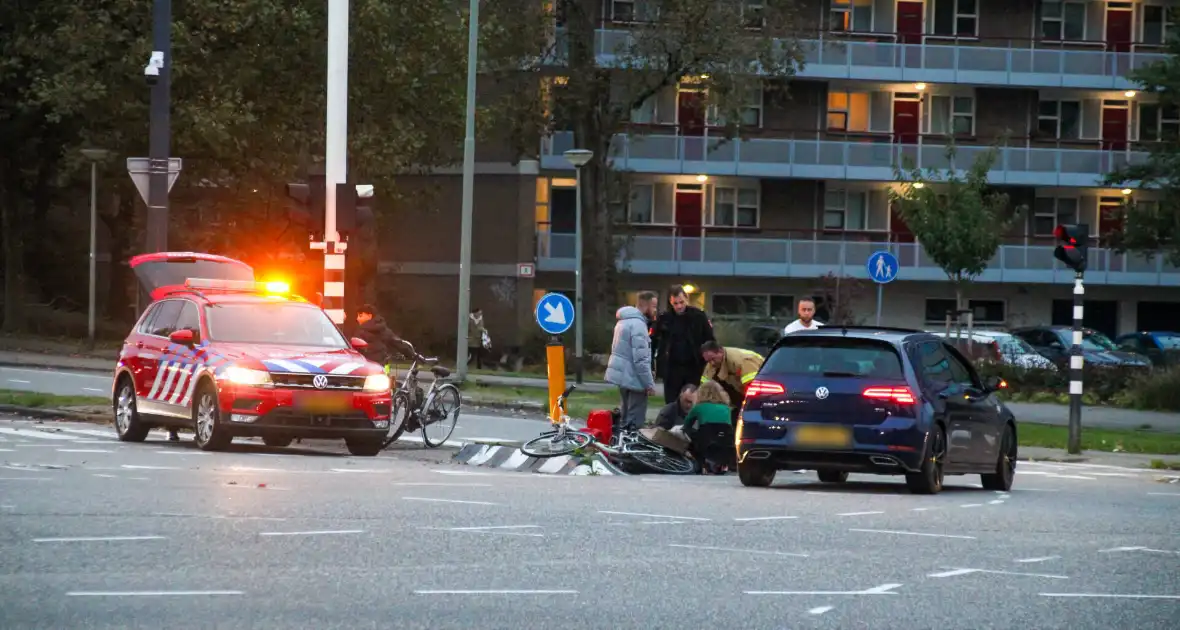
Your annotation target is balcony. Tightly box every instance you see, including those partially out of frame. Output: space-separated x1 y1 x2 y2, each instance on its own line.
540 131 1148 188
535 230 1180 287
578 30 1169 90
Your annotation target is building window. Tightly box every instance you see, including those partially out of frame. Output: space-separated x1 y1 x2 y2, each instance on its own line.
924 299 1006 325
933 0 978 37
930 95 974 135
1037 100 1081 140
830 0 872 32
823 190 868 231
1139 103 1180 141
708 86 763 128
711 186 759 228
626 183 655 224
1041 1 1086 41
611 0 658 23
712 294 795 319
1142 6 1177 45
1033 197 1079 237
743 0 765 29
827 91 871 132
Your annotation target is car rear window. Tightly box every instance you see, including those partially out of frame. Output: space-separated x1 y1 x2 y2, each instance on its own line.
763 337 905 379
135 258 254 289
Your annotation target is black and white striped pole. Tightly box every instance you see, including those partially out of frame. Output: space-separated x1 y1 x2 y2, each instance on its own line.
1054 224 1089 455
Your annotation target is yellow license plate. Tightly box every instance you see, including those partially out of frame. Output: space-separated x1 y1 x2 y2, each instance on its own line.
794 425 852 448
294 393 352 414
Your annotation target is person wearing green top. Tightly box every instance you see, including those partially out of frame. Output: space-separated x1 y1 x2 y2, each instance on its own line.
683 381 736 474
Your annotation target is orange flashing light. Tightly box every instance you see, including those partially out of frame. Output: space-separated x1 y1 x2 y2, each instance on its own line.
263 281 290 294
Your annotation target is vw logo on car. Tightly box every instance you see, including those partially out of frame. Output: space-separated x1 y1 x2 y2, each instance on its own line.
312 374 329 390
814 386 829 400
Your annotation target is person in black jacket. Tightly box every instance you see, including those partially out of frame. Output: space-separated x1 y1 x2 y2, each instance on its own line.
354 304 405 364
652 285 715 404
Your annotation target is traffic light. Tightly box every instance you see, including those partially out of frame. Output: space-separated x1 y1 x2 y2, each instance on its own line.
1053 223 1089 273
336 184 374 236
286 174 326 237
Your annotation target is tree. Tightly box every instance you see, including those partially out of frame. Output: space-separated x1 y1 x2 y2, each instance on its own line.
1105 38 1180 265
498 1 807 316
814 272 869 325
890 147 1019 314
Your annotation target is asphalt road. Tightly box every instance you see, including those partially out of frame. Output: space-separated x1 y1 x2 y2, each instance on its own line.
5 364 1180 434
2 416 1179 629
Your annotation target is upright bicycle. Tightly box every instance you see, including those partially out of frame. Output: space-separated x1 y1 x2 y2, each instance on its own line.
519 385 695 474
381 341 462 449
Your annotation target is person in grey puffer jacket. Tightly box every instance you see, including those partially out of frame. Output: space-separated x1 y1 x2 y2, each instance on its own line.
604 293 658 431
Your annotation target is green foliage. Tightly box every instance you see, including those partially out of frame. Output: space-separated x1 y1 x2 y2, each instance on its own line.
890 147 1020 304
1105 37 1180 265
977 361 1180 411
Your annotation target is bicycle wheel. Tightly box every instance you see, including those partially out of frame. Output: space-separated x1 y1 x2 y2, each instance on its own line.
382 392 412 449
520 429 593 458
421 383 461 448
630 449 697 475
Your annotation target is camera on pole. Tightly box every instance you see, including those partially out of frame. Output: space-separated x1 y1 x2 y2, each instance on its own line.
1052 224 1089 272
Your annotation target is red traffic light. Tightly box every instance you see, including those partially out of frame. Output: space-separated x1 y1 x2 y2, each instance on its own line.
1054 225 1077 246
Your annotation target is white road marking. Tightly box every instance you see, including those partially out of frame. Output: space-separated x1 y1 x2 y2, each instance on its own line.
960 504 983 508
1147 492 1180 497
988 500 1005 505
733 515 798 522
57 449 113 453
598 510 711 521
1016 556 1060 563
330 468 393 473
153 451 208 456
929 568 1067 579
850 529 976 540
1099 546 1146 553
747 583 902 596
402 497 499 506
34 536 166 543
49 427 121 439
1041 593 1180 600
415 590 577 595
668 543 808 558
121 464 179 470
837 511 885 517
0 477 50 481
7 379 31 384
447 525 539 531
68 591 243 597
259 530 364 537
431 469 496 476
0 428 79 441
808 606 834 615
83 387 106 393
910 507 935 512
391 483 494 487
0 448 16 452
92 474 117 478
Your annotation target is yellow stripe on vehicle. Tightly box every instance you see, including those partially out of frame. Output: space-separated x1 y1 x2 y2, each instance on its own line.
740 372 757 384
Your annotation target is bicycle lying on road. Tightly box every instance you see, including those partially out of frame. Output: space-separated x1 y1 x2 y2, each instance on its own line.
381 341 462 449
519 385 696 474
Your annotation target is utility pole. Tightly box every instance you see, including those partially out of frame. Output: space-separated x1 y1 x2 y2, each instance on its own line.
455 0 480 380
145 0 171 254
317 0 350 325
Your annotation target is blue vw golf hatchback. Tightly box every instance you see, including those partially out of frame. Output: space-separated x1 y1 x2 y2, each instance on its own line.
735 327 1017 494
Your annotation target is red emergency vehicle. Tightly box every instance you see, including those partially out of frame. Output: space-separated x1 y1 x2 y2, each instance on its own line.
113 252 392 456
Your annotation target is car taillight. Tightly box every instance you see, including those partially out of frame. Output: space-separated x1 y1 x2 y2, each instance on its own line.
863 386 916 405
746 380 785 398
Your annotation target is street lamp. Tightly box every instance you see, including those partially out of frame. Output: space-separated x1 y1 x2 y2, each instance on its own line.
81 148 111 347
564 148 593 384
454 0 481 380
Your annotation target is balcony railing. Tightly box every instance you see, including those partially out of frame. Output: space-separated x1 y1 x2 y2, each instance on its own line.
535 231 1180 286
540 131 1148 188
558 30 1169 90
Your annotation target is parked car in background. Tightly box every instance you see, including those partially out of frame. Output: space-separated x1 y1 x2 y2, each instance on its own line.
1114 332 1180 368
746 324 783 358
932 331 1057 370
1009 326 1152 370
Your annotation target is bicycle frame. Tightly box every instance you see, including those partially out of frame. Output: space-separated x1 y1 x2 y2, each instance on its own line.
545 391 659 458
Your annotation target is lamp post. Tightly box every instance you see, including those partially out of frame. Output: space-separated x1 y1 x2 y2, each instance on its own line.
81 148 111 348
563 149 593 384
455 0 481 381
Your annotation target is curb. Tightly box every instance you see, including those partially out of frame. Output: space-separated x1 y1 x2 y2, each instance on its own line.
0 404 109 424
453 442 631 476
0 360 112 374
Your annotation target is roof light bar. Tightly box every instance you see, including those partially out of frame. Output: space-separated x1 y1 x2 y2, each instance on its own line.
183 278 290 295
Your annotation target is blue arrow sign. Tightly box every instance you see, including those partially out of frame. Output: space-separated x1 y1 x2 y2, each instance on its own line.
535 292 575 335
867 250 899 284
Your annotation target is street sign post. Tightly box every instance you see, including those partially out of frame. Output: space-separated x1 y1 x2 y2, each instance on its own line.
535 292 575 336
127 157 182 205
867 250 899 326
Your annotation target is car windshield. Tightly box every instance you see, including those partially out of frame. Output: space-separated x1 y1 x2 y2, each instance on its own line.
1155 334 1180 350
205 303 348 347
764 337 904 379
1081 330 1117 351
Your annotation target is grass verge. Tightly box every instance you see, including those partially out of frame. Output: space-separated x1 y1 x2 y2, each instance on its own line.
458 382 658 418
0 389 109 408
1018 422 1180 455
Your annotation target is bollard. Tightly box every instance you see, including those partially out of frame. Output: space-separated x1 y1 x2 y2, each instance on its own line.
546 338 566 421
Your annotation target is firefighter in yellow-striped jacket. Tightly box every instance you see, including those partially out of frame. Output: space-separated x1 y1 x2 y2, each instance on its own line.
699 340 764 425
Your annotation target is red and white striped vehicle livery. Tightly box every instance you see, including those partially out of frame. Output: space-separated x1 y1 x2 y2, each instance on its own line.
111 253 393 456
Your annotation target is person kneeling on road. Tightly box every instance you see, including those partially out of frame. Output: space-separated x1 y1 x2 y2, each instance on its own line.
699 340 764 425
680 381 734 474
653 384 697 430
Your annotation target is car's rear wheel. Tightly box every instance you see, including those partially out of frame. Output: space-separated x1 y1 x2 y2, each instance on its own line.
738 461 776 487
193 384 233 452
113 379 150 442
981 424 1016 491
262 435 293 448
345 437 383 457
817 470 849 483
906 425 945 495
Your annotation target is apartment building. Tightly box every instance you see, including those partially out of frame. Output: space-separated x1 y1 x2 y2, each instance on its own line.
386 0 1179 346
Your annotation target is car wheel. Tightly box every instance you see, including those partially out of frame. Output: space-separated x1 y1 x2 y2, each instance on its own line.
345 437 383 457
193 384 232 452
262 435 293 448
981 424 1017 491
905 425 945 495
113 379 150 442
738 461 776 488
817 470 849 483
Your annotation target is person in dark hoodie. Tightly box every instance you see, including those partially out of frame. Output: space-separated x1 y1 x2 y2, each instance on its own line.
354 304 405 365
652 285 715 404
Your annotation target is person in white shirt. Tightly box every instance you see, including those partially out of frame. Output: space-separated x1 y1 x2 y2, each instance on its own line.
783 297 825 334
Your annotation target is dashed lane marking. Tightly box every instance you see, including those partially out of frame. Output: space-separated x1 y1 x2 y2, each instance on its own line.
1016 556 1060 563
402 497 499 506
668 543 809 558
837 511 885 517
928 568 1068 580
747 583 903 596
598 510 711 522
808 606 835 615
34 536 166 543
850 529 976 540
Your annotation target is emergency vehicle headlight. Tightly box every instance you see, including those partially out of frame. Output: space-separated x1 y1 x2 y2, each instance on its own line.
363 374 392 392
222 367 273 387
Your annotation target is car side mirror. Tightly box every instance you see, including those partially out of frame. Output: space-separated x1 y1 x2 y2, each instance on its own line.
350 337 368 350
169 329 195 346
983 375 1007 393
